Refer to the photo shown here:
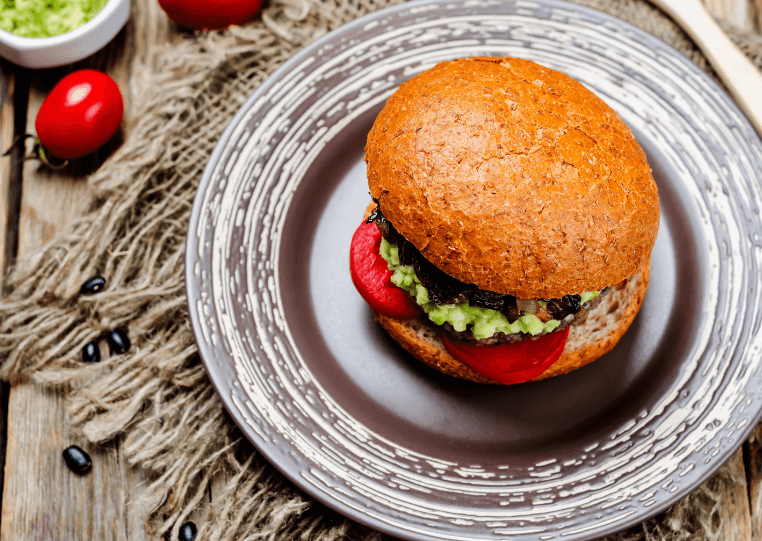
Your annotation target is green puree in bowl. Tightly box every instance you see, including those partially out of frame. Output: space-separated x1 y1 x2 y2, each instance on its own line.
0 0 108 37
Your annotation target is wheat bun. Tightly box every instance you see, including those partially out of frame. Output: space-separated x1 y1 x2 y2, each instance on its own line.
365 56 660 299
373 261 650 383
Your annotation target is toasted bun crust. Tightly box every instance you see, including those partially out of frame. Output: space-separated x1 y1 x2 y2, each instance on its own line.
373 261 650 384
366 57 660 298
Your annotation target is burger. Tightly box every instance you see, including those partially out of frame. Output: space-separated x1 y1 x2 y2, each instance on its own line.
349 56 660 385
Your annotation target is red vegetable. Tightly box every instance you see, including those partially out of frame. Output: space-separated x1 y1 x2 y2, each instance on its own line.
351 219 568 384
35 70 123 160
157 0 263 29
442 327 569 385
350 222 419 319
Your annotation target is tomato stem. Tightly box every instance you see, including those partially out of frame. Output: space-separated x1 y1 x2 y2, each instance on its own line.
2 133 36 157
33 141 69 170
2 134 69 169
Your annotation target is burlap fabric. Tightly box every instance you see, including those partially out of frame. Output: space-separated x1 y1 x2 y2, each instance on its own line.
1 0 761 539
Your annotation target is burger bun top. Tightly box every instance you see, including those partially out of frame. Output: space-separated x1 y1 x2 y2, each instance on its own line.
365 56 660 299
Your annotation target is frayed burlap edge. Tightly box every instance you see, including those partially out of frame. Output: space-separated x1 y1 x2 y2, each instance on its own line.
1 1 760 540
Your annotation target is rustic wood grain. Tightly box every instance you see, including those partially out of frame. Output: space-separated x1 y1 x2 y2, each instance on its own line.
747 425 762 541
1 387 141 540
1 62 30 287
0 59 18 535
716 447 753 540
0 0 171 538
0 62 12 293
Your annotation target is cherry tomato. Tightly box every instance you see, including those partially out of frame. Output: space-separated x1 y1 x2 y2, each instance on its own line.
350 221 419 319
35 70 123 160
157 0 263 29
442 327 569 385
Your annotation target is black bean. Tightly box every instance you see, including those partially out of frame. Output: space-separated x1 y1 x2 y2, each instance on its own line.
565 294 582 313
546 294 583 320
179 522 197 541
62 445 92 474
80 276 106 295
107 329 130 355
82 342 100 363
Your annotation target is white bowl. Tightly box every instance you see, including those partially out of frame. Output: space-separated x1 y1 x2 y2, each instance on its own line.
0 0 130 68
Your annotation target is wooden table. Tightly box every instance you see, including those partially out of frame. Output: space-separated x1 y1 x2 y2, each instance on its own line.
0 1 760 539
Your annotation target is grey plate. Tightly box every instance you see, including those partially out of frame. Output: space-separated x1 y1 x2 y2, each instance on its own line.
185 1 762 539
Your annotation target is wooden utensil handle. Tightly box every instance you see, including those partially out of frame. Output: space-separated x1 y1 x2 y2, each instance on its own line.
656 1 762 139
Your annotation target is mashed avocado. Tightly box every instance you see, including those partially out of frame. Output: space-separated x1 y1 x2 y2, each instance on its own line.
0 0 108 38
379 238 599 340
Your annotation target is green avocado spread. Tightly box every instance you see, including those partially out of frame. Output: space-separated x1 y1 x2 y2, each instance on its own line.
379 238 599 340
0 0 108 38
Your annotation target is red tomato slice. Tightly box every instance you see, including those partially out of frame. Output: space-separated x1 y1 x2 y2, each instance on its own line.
443 327 570 385
350 222 419 319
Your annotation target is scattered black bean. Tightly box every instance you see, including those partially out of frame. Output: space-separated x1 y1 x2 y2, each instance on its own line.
62 445 92 474
80 276 106 295
107 328 130 355
82 341 100 363
179 522 197 541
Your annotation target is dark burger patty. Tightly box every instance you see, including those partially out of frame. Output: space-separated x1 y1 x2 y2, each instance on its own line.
367 204 588 324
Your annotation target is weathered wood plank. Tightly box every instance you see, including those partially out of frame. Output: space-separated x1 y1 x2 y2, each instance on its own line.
747 425 762 541
1 62 31 285
0 59 19 534
717 447 753 540
0 10 145 541
0 0 179 538
1 387 132 540
0 61 13 292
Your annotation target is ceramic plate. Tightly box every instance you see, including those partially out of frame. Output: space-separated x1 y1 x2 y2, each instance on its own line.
185 1 762 539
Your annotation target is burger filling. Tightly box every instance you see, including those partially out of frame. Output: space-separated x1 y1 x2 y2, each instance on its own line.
368 206 605 344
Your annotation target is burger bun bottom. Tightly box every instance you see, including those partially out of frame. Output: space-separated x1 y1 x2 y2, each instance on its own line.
373 262 650 384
